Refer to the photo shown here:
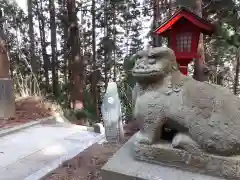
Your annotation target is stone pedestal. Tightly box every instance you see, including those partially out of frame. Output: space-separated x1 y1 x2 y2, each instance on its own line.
0 79 15 119
135 140 240 179
101 132 224 180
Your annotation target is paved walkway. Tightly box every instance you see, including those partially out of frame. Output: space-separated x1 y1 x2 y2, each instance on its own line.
0 122 104 180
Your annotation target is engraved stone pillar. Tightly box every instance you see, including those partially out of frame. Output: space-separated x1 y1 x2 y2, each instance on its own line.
0 79 15 118
101 82 124 144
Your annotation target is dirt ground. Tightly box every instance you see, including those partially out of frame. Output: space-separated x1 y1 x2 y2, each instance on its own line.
42 123 139 180
42 143 121 180
0 96 54 129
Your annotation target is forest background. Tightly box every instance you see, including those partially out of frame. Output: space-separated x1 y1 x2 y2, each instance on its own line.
2 0 240 124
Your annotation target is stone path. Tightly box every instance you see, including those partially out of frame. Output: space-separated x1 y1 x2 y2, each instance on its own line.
0 122 104 180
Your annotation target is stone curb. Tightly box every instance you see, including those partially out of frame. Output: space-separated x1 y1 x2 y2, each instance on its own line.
0 114 103 138
0 116 53 138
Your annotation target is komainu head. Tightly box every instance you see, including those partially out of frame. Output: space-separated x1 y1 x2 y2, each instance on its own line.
132 47 179 80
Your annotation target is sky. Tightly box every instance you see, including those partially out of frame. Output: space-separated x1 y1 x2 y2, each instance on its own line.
16 0 27 13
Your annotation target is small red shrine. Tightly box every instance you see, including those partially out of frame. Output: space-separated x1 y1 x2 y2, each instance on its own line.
154 7 214 75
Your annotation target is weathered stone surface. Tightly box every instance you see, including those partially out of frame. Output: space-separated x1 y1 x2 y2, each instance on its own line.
101 133 224 180
134 140 240 179
0 79 15 119
132 47 240 156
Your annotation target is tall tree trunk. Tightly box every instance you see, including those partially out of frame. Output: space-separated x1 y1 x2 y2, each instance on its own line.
234 49 240 95
168 0 172 17
64 8 70 107
113 4 117 81
125 3 131 56
67 0 84 109
49 0 58 96
63 8 68 86
27 0 36 75
193 0 208 82
152 0 161 47
233 0 239 95
103 0 109 90
59 0 70 107
36 0 50 91
91 0 100 120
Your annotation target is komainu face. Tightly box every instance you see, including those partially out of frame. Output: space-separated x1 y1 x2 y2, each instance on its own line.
132 47 178 79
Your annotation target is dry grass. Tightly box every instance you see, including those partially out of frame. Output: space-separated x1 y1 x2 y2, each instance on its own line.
0 96 56 129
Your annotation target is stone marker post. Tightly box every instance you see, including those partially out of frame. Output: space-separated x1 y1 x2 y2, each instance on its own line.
101 82 124 144
0 9 15 119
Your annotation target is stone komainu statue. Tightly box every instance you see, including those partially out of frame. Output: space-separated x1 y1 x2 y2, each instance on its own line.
132 47 240 157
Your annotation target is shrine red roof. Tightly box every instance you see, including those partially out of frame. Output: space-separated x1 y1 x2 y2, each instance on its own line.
154 7 214 35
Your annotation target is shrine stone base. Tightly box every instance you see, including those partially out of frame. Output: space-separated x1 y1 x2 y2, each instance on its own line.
101 132 224 180
0 79 15 119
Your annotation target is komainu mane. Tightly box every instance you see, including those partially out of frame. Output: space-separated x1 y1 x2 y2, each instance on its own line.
132 47 240 156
